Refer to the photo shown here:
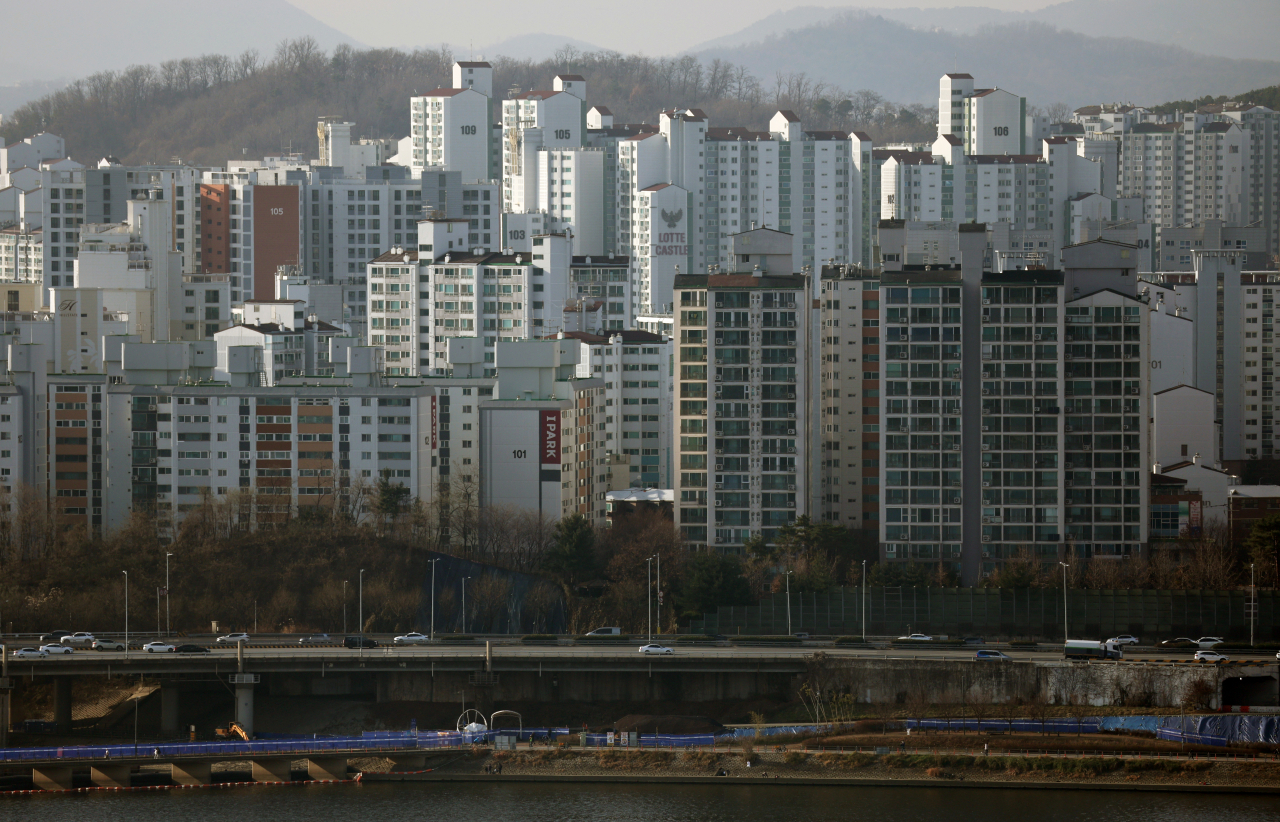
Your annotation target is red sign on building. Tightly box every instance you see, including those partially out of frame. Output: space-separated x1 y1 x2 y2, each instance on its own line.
540 410 560 467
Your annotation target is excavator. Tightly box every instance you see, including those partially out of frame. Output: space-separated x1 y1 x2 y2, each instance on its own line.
215 721 250 741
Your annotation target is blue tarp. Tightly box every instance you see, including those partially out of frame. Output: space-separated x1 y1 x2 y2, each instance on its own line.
1158 715 1278 746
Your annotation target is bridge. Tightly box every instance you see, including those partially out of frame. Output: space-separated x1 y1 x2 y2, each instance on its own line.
3 641 1275 750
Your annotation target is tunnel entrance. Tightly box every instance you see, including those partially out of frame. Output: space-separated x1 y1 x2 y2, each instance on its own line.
1221 673 1279 707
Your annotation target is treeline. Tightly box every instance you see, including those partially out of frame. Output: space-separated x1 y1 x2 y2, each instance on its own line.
0 38 937 168
1151 83 1280 115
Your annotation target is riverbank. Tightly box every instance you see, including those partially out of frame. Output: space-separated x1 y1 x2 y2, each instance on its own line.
358 748 1280 794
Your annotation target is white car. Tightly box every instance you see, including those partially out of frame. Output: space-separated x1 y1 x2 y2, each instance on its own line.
39 644 74 655
394 632 430 645
92 638 126 651
11 647 47 659
639 644 673 655
897 633 933 641
143 642 175 653
216 633 250 644
1108 635 1140 646
1196 637 1224 649
1194 650 1229 663
60 632 96 648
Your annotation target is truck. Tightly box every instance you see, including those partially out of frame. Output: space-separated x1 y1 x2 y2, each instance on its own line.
1064 639 1123 660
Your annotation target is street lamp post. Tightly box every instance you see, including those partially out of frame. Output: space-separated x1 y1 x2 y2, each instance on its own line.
165 552 173 637
1251 563 1256 648
463 576 476 634
343 580 348 635
656 553 661 635
122 571 129 658
1059 562 1070 644
359 569 365 636
646 556 655 642
784 570 794 636
428 559 441 640
861 559 867 641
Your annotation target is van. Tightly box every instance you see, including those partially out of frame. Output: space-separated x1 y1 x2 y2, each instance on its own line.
586 627 622 636
344 636 379 649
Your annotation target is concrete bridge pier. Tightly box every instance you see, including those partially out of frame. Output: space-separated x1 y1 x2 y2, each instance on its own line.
54 678 72 734
161 686 181 737
31 766 73 791
169 761 212 786
90 765 132 788
235 684 254 739
306 757 349 781
251 760 292 782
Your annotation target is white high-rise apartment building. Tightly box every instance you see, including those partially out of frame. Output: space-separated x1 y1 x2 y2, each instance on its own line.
501 79 588 215
410 64 495 183
938 73 1028 155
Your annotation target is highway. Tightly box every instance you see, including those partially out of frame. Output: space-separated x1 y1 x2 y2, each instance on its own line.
4 639 1277 669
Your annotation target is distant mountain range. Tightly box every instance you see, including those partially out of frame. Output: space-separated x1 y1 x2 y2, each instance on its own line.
690 12 1280 106
689 0 1280 63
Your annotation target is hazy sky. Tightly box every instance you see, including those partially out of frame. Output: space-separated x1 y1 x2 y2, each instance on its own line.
287 0 1054 54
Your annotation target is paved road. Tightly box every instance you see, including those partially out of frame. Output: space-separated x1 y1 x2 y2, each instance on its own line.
7 642 1277 666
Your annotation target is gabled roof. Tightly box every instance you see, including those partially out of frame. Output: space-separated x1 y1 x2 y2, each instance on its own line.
555 74 585 81
640 183 673 192
775 110 800 122
1153 383 1212 397
590 105 613 115
456 61 491 68
938 134 962 146
943 73 973 79
420 87 470 98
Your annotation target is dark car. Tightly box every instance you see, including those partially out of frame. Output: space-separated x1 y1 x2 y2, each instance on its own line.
174 644 210 654
299 634 333 645
40 630 73 644
962 636 986 645
344 635 379 649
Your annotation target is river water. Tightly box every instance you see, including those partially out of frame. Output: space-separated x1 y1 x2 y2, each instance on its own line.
1 782 1274 822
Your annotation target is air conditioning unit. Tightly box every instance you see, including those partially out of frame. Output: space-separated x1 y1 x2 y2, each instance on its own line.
899 352 908 359
981 388 990 395
1122 446 1131 451
897 317 909 324
714 482 723 489
715 321 723 327
981 444 990 451
1065 479 1074 487
1065 354 1073 360
981 535 991 543
982 481 990 487
715 449 724 455
981 425 990 432
1083 444 1092 451
982 551 990 557
148 405 157 411
715 338 724 345
1065 425 1073 432
714 374 722 381
982 516 991 524
715 302 724 308
1128 387 1140 395
982 299 991 305
787 484 797 491
982 352 992 360
712 536 722 544
715 463 724 471
951 444 961 451
788 356 796 363
953 497 961 504
715 358 723 365
786 392 796 400
787 413 796 419
1033 334 1042 341
714 500 722 507
1065 462 1074 469
787 428 795 435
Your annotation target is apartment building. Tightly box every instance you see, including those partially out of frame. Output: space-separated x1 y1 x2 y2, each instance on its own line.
410 68 495 182
564 329 673 488
818 263 882 535
877 223 1150 582
567 254 632 331
938 73 1028 155
501 78 588 216
672 231 815 550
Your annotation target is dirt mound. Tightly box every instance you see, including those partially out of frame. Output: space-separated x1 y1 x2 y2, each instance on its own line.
610 715 725 734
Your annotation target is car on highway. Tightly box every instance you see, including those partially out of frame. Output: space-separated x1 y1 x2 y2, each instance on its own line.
1196 637 1224 649
639 644 674 655
174 644 210 654
60 632 96 648
1107 635 1140 646
974 650 1012 661
393 632 431 646
216 633 250 645
586 627 622 636
39 644 74 655
40 630 72 644
343 636 378 649
92 638 126 651
143 642 175 653
11 647 47 659
793 632 811 640
962 636 986 646
897 633 933 641
299 634 333 645
1159 637 1196 648
1194 650 1229 663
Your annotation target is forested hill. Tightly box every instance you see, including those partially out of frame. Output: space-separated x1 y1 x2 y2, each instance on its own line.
0 39 937 167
